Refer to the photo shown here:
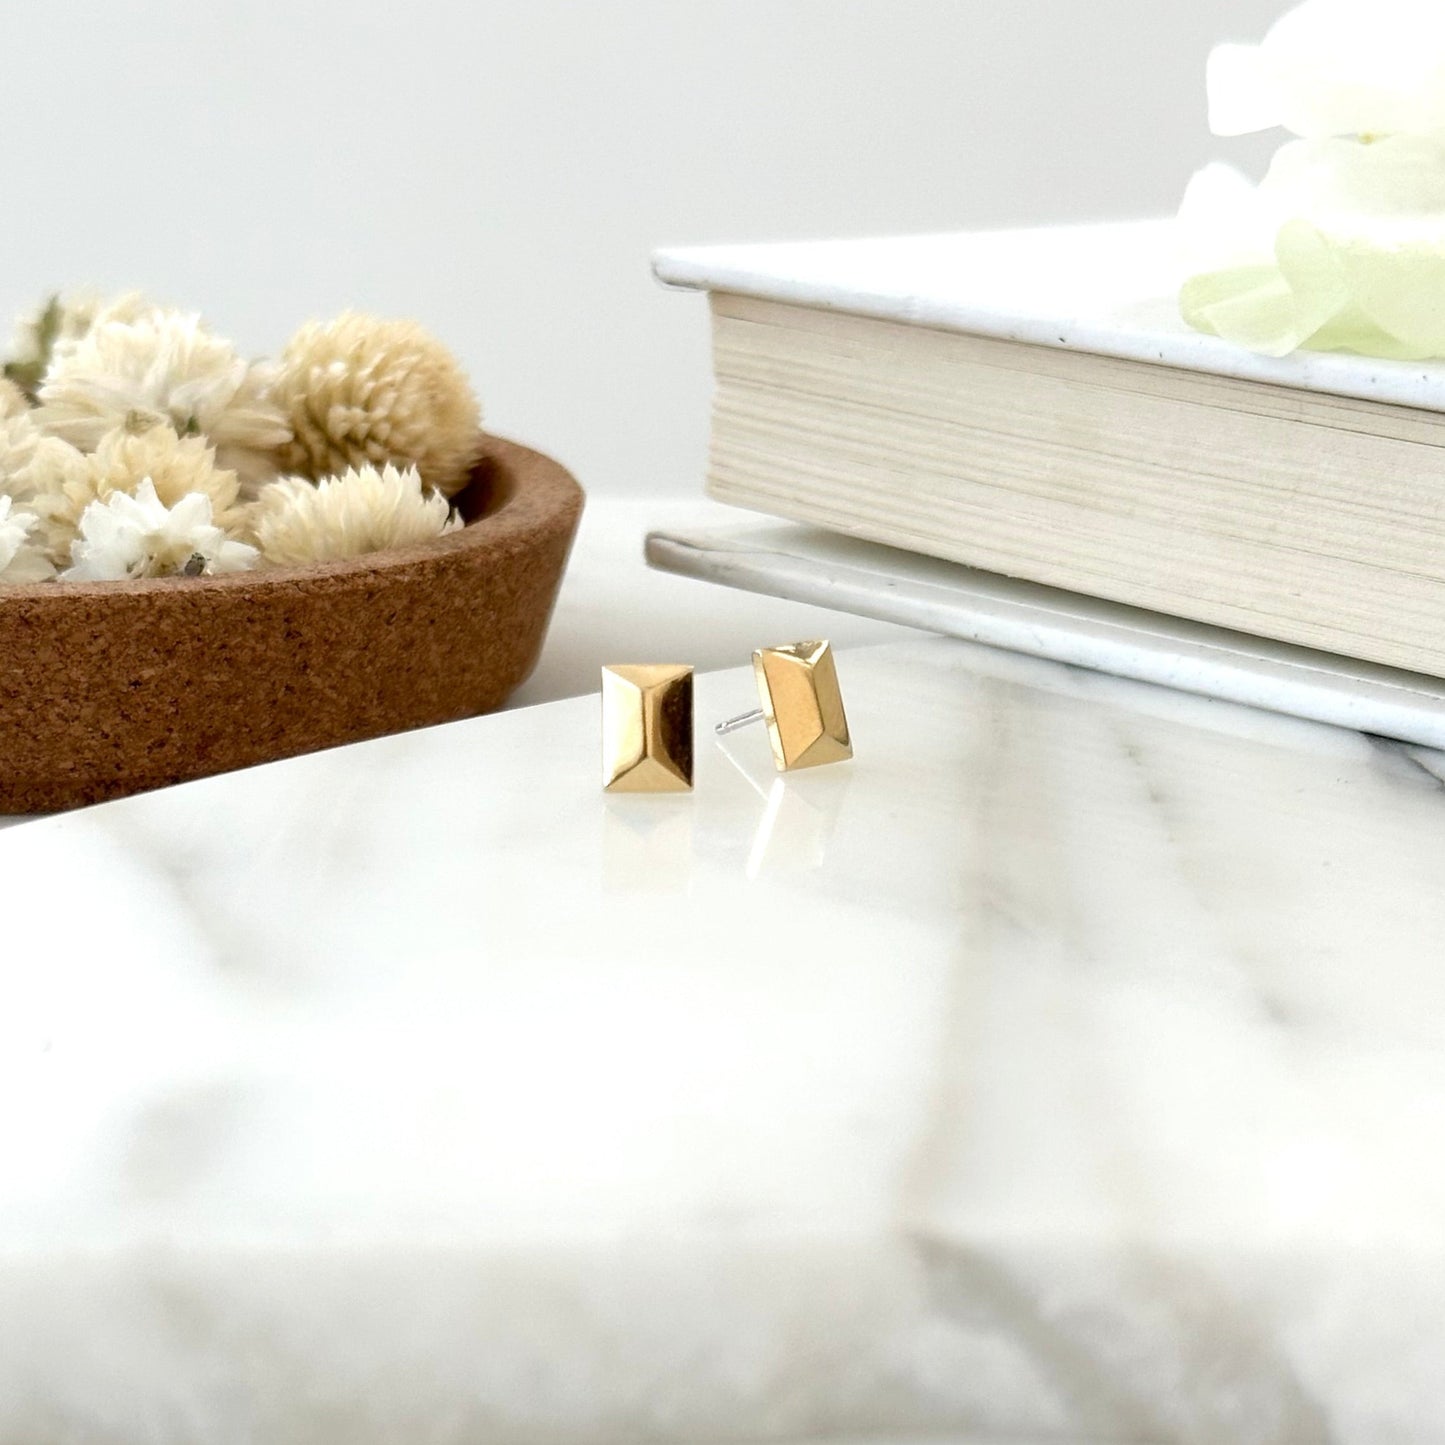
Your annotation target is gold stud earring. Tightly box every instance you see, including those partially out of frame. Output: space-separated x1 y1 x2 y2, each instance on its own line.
714 641 852 771
601 664 694 792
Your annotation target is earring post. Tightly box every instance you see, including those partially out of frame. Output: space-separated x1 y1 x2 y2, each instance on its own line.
715 707 764 737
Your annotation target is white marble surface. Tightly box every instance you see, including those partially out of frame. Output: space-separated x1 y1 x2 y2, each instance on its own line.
3 632 1445 1442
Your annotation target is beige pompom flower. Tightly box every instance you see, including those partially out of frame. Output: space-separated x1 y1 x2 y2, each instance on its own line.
0 373 38 499
272 313 480 497
36 311 291 489
249 463 460 567
39 420 246 560
8 433 86 504
0 376 30 420
0 409 42 500
10 436 97 562
0 497 54 583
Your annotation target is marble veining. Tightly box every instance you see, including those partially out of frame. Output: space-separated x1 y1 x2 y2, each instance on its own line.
2 637 1444 1443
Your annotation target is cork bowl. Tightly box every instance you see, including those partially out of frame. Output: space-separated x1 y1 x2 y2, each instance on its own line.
0 433 583 814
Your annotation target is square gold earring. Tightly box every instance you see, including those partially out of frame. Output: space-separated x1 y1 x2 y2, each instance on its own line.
715 640 852 771
601 664 694 792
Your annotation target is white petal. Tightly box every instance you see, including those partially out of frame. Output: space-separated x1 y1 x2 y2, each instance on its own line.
168 492 214 531
1216 0 1445 140
128 478 164 512
1208 43 1282 137
1176 161 1279 271
207 539 260 575
1261 134 1445 221
75 502 129 550
60 544 135 582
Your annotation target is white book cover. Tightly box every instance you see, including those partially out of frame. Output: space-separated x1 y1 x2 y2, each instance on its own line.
653 219 1445 412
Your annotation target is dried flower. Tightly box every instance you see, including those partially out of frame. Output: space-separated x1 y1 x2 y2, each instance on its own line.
41 421 246 560
9 435 96 561
272 313 480 496
60 479 259 582
4 291 157 401
0 410 42 501
249 463 460 567
0 497 54 583
9 434 88 507
5 294 77 401
0 377 30 420
36 312 291 489
0 376 40 496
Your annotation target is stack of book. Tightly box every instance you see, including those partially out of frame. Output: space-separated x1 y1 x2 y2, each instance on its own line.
648 220 1445 747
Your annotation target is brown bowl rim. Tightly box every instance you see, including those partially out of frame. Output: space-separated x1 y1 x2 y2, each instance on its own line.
0 431 577 606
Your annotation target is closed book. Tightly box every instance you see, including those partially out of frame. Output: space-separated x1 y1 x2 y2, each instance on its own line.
653 220 1445 678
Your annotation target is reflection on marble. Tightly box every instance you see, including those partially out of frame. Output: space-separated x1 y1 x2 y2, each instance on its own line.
714 729 852 880
3 636 1445 1441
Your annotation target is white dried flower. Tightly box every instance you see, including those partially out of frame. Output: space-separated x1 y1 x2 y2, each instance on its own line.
36 312 291 489
40 421 246 562
61 479 259 583
1208 0 1445 140
249 463 461 567
272 313 480 496
0 497 54 583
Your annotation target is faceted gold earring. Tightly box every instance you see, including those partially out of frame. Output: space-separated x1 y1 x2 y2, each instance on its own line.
601 664 694 792
715 640 852 771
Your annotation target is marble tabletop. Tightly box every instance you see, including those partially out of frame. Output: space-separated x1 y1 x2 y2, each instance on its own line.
3 629 1445 1444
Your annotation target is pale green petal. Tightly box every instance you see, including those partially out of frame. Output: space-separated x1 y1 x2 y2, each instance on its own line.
1178 140 1445 360
1180 230 1445 360
1180 268 1313 356
1329 237 1445 352
1181 2 1445 360
1303 303 1439 359
1274 219 1352 316
1179 222 1351 357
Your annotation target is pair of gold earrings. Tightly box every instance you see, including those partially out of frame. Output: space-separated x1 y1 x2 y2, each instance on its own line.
602 640 852 793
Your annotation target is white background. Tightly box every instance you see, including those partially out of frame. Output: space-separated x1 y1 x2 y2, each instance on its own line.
0 1 1281 499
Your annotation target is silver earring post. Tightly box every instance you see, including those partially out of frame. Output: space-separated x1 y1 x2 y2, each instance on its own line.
715 707 764 736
